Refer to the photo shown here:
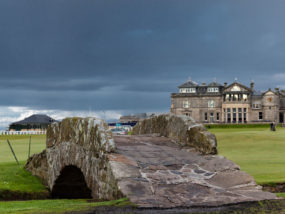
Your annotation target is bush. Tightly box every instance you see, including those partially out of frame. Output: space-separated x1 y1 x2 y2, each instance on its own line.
205 123 282 129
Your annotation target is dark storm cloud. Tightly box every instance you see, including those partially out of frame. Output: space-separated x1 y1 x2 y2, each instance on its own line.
0 0 285 112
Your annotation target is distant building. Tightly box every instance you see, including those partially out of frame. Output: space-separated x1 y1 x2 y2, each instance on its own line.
9 114 57 131
170 79 285 124
119 113 148 123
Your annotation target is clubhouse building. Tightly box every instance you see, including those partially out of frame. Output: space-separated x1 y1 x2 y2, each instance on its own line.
170 79 285 124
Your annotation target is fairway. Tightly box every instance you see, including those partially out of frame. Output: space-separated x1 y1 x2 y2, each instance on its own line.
210 127 285 184
0 135 46 163
0 135 47 196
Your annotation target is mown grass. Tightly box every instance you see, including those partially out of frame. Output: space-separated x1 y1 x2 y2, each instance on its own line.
0 135 46 163
210 127 285 185
0 197 131 214
0 135 47 195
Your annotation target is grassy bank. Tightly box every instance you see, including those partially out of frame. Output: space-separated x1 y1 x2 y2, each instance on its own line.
0 162 48 200
210 127 285 185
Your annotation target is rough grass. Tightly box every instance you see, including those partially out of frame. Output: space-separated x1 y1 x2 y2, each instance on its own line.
0 197 131 214
210 127 285 185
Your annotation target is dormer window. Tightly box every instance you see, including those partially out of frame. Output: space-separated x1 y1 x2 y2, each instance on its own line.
179 88 196 93
207 87 219 93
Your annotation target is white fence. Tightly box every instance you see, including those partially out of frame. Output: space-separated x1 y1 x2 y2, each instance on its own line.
0 131 46 135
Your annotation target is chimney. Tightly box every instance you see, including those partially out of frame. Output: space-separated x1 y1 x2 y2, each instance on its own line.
224 82 227 87
250 80 254 91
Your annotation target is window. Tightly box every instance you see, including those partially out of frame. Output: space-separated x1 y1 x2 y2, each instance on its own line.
223 108 226 122
243 94 248 101
225 94 230 101
208 100 215 108
183 100 190 108
238 94 242 101
210 112 214 123
238 108 242 123
244 108 247 123
204 112 208 121
233 108 237 123
180 88 196 93
227 108 231 123
259 112 263 120
217 112 220 121
207 87 219 92
252 103 261 109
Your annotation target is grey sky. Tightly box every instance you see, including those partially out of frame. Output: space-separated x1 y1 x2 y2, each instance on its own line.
0 0 285 127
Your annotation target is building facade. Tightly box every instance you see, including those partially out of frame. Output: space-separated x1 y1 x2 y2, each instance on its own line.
170 80 285 124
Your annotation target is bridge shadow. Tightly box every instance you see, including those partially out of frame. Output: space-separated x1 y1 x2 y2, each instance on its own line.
51 165 92 199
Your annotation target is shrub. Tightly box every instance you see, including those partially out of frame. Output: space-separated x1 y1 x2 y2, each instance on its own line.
205 123 282 129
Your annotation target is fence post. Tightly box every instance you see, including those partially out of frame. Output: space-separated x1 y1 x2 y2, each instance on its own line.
6 139 19 165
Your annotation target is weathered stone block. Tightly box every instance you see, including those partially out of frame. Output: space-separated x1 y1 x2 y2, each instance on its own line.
132 114 217 155
25 150 48 185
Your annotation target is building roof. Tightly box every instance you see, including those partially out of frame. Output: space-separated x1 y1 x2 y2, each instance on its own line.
11 114 56 125
224 82 252 92
178 80 199 88
207 81 222 87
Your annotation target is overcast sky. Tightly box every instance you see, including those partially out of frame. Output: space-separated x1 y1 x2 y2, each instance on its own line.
1 0 285 129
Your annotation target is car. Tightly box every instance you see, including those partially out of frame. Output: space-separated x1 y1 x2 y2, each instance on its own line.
111 128 128 135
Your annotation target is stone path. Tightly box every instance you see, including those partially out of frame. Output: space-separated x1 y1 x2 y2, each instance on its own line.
108 135 278 208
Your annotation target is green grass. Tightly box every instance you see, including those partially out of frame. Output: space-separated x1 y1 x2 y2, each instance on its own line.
0 162 46 193
0 135 46 163
276 193 285 198
0 135 47 196
210 127 285 185
0 197 132 214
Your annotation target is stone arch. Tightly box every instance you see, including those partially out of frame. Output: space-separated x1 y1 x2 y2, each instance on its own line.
45 118 123 200
51 165 91 199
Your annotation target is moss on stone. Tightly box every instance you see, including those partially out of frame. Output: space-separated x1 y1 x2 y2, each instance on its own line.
132 114 217 155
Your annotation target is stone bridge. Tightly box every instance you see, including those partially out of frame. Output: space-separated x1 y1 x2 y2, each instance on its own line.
26 115 278 208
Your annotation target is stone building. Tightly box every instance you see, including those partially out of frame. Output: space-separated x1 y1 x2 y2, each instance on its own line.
170 79 285 124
